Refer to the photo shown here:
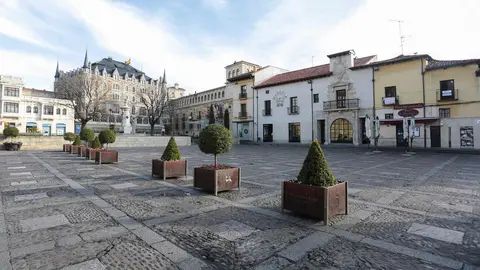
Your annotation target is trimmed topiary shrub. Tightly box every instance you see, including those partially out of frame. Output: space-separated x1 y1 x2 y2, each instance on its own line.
99 129 116 150
199 124 232 166
208 104 215 125
161 137 181 161
3 126 19 140
223 109 230 130
72 135 82 146
296 140 335 187
91 136 101 149
80 128 95 146
63 132 75 143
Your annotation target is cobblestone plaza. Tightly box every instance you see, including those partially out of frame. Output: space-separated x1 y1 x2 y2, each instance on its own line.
0 145 478 269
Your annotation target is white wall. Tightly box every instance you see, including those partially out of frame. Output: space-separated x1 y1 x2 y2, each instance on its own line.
350 68 374 109
254 66 289 85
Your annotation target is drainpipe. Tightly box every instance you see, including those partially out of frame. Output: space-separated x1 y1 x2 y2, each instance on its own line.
252 74 256 143
372 67 376 142
421 59 426 148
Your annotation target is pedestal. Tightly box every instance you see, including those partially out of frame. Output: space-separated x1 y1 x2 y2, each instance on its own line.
120 106 133 134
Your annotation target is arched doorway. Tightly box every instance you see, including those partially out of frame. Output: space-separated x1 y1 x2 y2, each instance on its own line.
330 118 353 143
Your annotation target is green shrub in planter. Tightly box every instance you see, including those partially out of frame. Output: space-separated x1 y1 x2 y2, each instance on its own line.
80 128 95 146
199 124 231 166
161 137 181 161
91 136 101 149
63 132 75 143
99 129 116 150
3 126 19 140
296 139 335 186
72 135 82 146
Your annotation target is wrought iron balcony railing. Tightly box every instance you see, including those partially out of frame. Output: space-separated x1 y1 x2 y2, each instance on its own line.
287 106 300 115
323 98 359 111
262 109 272 116
238 111 247 118
239 93 247 99
437 89 458 101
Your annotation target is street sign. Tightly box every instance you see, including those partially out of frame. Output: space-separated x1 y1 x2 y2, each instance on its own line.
398 109 419 117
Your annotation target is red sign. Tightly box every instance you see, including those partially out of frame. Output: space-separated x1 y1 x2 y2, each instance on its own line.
394 103 423 110
398 109 419 117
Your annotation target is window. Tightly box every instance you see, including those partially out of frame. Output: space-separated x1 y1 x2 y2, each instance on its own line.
313 94 319 103
33 106 38 113
26 106 32 113
439 108 451 118
133 96 136 102
214 93 217 99
439 80 455 100
131 106 136 115
240 85 247 98
4 102 19 113
264 100 271 116
198 111 201 119
240 104 247 117
43 105 54 115
228 71 231 78
289 97 298 113
62 109 67 115
222 91 225 98
132 87 136 93
336 90 346 108
385 113 394 119
4 87 19 97
140 107 146 116
330 118 353 143
113 94 120 100
385 86 396 97
113 84 120 90
111 104 120 113
288 122 301 142
56 108 61 115
236 69 239 76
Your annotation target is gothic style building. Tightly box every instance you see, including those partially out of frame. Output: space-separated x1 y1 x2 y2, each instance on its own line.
54 50 169 134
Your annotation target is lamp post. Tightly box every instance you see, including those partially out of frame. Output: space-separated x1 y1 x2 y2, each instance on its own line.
307 80 314 142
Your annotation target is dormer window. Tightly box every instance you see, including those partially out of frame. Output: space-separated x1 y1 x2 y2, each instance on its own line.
26 106 31 113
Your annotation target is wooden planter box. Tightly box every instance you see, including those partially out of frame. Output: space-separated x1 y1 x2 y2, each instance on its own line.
193 167 241 196
86 149 101 160
63 144 71 152
281 181 348 225
95 150 118 164
152 159 187 180
78 146 90 158
70 145 81 154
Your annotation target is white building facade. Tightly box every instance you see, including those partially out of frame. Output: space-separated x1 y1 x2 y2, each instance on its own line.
255 50 376 145
0 75 74 135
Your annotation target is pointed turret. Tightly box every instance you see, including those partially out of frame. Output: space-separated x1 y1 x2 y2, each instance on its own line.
82 49 88 69
162 69 166 84
54 61 60 79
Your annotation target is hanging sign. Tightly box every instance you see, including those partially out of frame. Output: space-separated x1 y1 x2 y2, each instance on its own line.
394 103 423 110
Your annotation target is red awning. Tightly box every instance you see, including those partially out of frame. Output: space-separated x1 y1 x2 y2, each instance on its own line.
380 117 439 125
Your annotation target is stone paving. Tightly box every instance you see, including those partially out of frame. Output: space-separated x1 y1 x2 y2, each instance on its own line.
0 145 479 269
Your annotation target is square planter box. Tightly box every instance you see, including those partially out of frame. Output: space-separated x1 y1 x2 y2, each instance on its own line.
63 144 71 152
78 146 90 158
86 149 101 160
70 145 81 155
152 159 187 180
95 150 118 164
193 167 241 196
281 181 348 225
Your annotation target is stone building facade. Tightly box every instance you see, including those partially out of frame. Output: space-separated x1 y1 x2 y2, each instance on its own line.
54 51 168 134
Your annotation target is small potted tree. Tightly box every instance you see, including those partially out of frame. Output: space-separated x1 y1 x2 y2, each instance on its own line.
70 135 83 154
193 124 240 195
96 129 118 164
281 140 348 225
63 132 75 152
86 136 102 160
152 137 187 180
2 127 22 151
78 128 94 157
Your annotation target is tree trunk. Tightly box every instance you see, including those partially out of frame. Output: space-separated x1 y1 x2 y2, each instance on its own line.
214 154 217 167
81 119 88 132
150 123 155 136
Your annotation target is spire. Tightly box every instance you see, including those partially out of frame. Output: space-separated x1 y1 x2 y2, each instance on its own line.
54 61 60 79
162 69 166 84
83 49 88 69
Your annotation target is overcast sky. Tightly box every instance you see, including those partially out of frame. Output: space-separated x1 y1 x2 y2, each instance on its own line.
0 0 478 94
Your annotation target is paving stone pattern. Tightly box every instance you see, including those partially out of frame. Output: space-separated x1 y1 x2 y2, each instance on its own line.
0 146 478 269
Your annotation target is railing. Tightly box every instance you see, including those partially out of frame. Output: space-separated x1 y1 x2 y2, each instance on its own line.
239 93 247 99
382 96 399 106
238 111 247 118
437 89 458 101
287 106 300 115
323 98 359 111
262 109 272 116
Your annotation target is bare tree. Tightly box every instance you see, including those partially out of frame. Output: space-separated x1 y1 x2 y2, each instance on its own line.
137 83 168 136
55 72 111 131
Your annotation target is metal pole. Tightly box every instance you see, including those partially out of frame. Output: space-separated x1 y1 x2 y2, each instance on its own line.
309 81 314 142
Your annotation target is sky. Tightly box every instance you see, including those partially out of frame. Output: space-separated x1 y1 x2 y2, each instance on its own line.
0 0 479 94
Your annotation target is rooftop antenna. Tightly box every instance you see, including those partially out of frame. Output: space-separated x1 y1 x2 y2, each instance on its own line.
389 19 410 55
311 56 314 67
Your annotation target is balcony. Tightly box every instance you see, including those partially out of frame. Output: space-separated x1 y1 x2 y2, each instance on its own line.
262 109 272 116
323 98 359 111
239 93 248 99
437 89 458 101
238 111 248 118
382 96 399 106
287 106 300 115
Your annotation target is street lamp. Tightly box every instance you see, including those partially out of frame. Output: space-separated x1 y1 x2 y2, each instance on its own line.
307 80 314 142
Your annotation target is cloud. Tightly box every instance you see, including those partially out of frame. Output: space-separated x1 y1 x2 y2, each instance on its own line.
201 0 228 10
